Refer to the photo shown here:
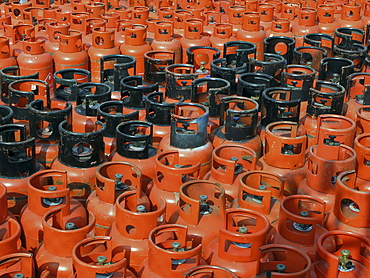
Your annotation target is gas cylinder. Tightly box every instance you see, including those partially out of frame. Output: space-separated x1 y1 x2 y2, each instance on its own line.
355 106 370 134
20 170 87 252
187 46 220 78
108 190 166 273
231 170 285 224
4 1 32 24
114 20 133 47
173 10 192 37
180 19 211 63
50 120 105 205
337 4 364 29
203 144 257 202
159 103 214 178
264 37 295 65
267 195 331 261
0 217 25 257
291 8 320 48
87 161 148 236
88 27 120 82
168 180 226 250
120 75 159 119
354 134 370 190
0 105 13 126
250 245 312 278
183 265 238 278
257 121 307 196
300 80 346 147
325 170 370 237
144 51 175 90
265 18 294 38
120 24 151 76
258 3 274 31
0 37 17 70
0 253 36 278
297 136 356 211
0 182 11 223
209 23 236 55
165 64 198 101
228 6 245 35
53 31 89 80
35 209 95 278
249 54 286 86
138 224 206 278
203 11 221 36
72 82 112 133
17 38 53 90
0 124 42 216
203 208 270 277
70 236 137 278
97 101 139 156
317 5 340 36
109 121 158 189
5 24 35 57
44 22 70 57
293 46 328 72
84 2 105 18
318 57 354 90
151 21 182 64
313 230 370 277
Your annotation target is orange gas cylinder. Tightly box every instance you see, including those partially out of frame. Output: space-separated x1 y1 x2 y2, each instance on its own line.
71 82 112 133
180 19 211 64
318 57 354 90
88 27 120 83
337 3 364 29
5 24 35 57
130 6 149 25
183 265 238 278
291 8 320 48
35 209 95 278
203 144 257 202
0 253 36 278
211 96 262 158
231 170 284 224
325 170 370 237
20 170 87 253
354 134 370 190
159 103 214 178
151 21 182 64
0 124 42 216
87 161 148 236
138 224 206 278
84 2 105 18
297 139 356 211
4 1 32 24
109 121 158 189
343 73 370 121
120 24 151 76
259 3 275 31
28 99 72 168
97 101 139 156
317 5 340 36
313 230 370 277
44 22 70 57
164 64 198 101
235 12 265 60
186 46 220 78
300 81 346 147
355 106 370 134
267 195 331 262
108 191 166 273
101 13 120 32
173 10 192 37
0 182 12 222
0 37 17 70
53 31 89 78
0 218 25 257
120 75 159 119
209 23 236 55
50 120 106 205
257 121 307 196
250 245 312 278
147 150 200 221
168 180 226 250
203 208 270 277
265 18 294 38
228 6 245 35
202 11 221 36
70 236 137 278
0 14 11 37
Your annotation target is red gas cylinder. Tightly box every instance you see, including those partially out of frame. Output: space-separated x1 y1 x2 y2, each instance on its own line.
0 217 25 257
203 208 270 277
35 209 95 278
87 161 148 236
325 170 370 237
20 170 87 252
267 195 330 262
168 180 226 250
337 3 364 29
0 37 17 69
258 3 275 31
355 106 370 134
147 150 200 221
257 121 307 196
211 96 262 158
265 18 294 38
5 24 35 57
53 31 89 77
139 224 206 278
203 144 257 202
114 19 133 48
183 265 238 278
250 245 312 278
291 8 320 48
159 103 214 178
228 6 245 35
108 191 166 273
0 253 36 278
151 21 182 64
297 139 356 211
109 121 158 189
180 19 211 64
120 24 151 76
317 5 340 36
44 22 70 57
313 230 370 277
50 120 106 205
88 27 120 83
209 23 236 55
231 170 285 224
235 12 265 60
70 236 137 278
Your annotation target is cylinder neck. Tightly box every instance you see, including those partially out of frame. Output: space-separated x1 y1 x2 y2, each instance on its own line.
318 5 335 23
298 8 317 26
59 31 83 53
259 4 274 22
0 37 11 59
341 4 361 21
125 24 147 46
270 18 290 33
184 19 203 40
154 21 173 42
213 23 233 39
242 12 261 31
92 28 115 49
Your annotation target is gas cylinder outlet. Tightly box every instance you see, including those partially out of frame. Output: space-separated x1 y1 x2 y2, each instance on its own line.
171 241 186 265
199 195 213 215
293 211 313 232
114 173 129 191
338 249 355 272
42 186 63 206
